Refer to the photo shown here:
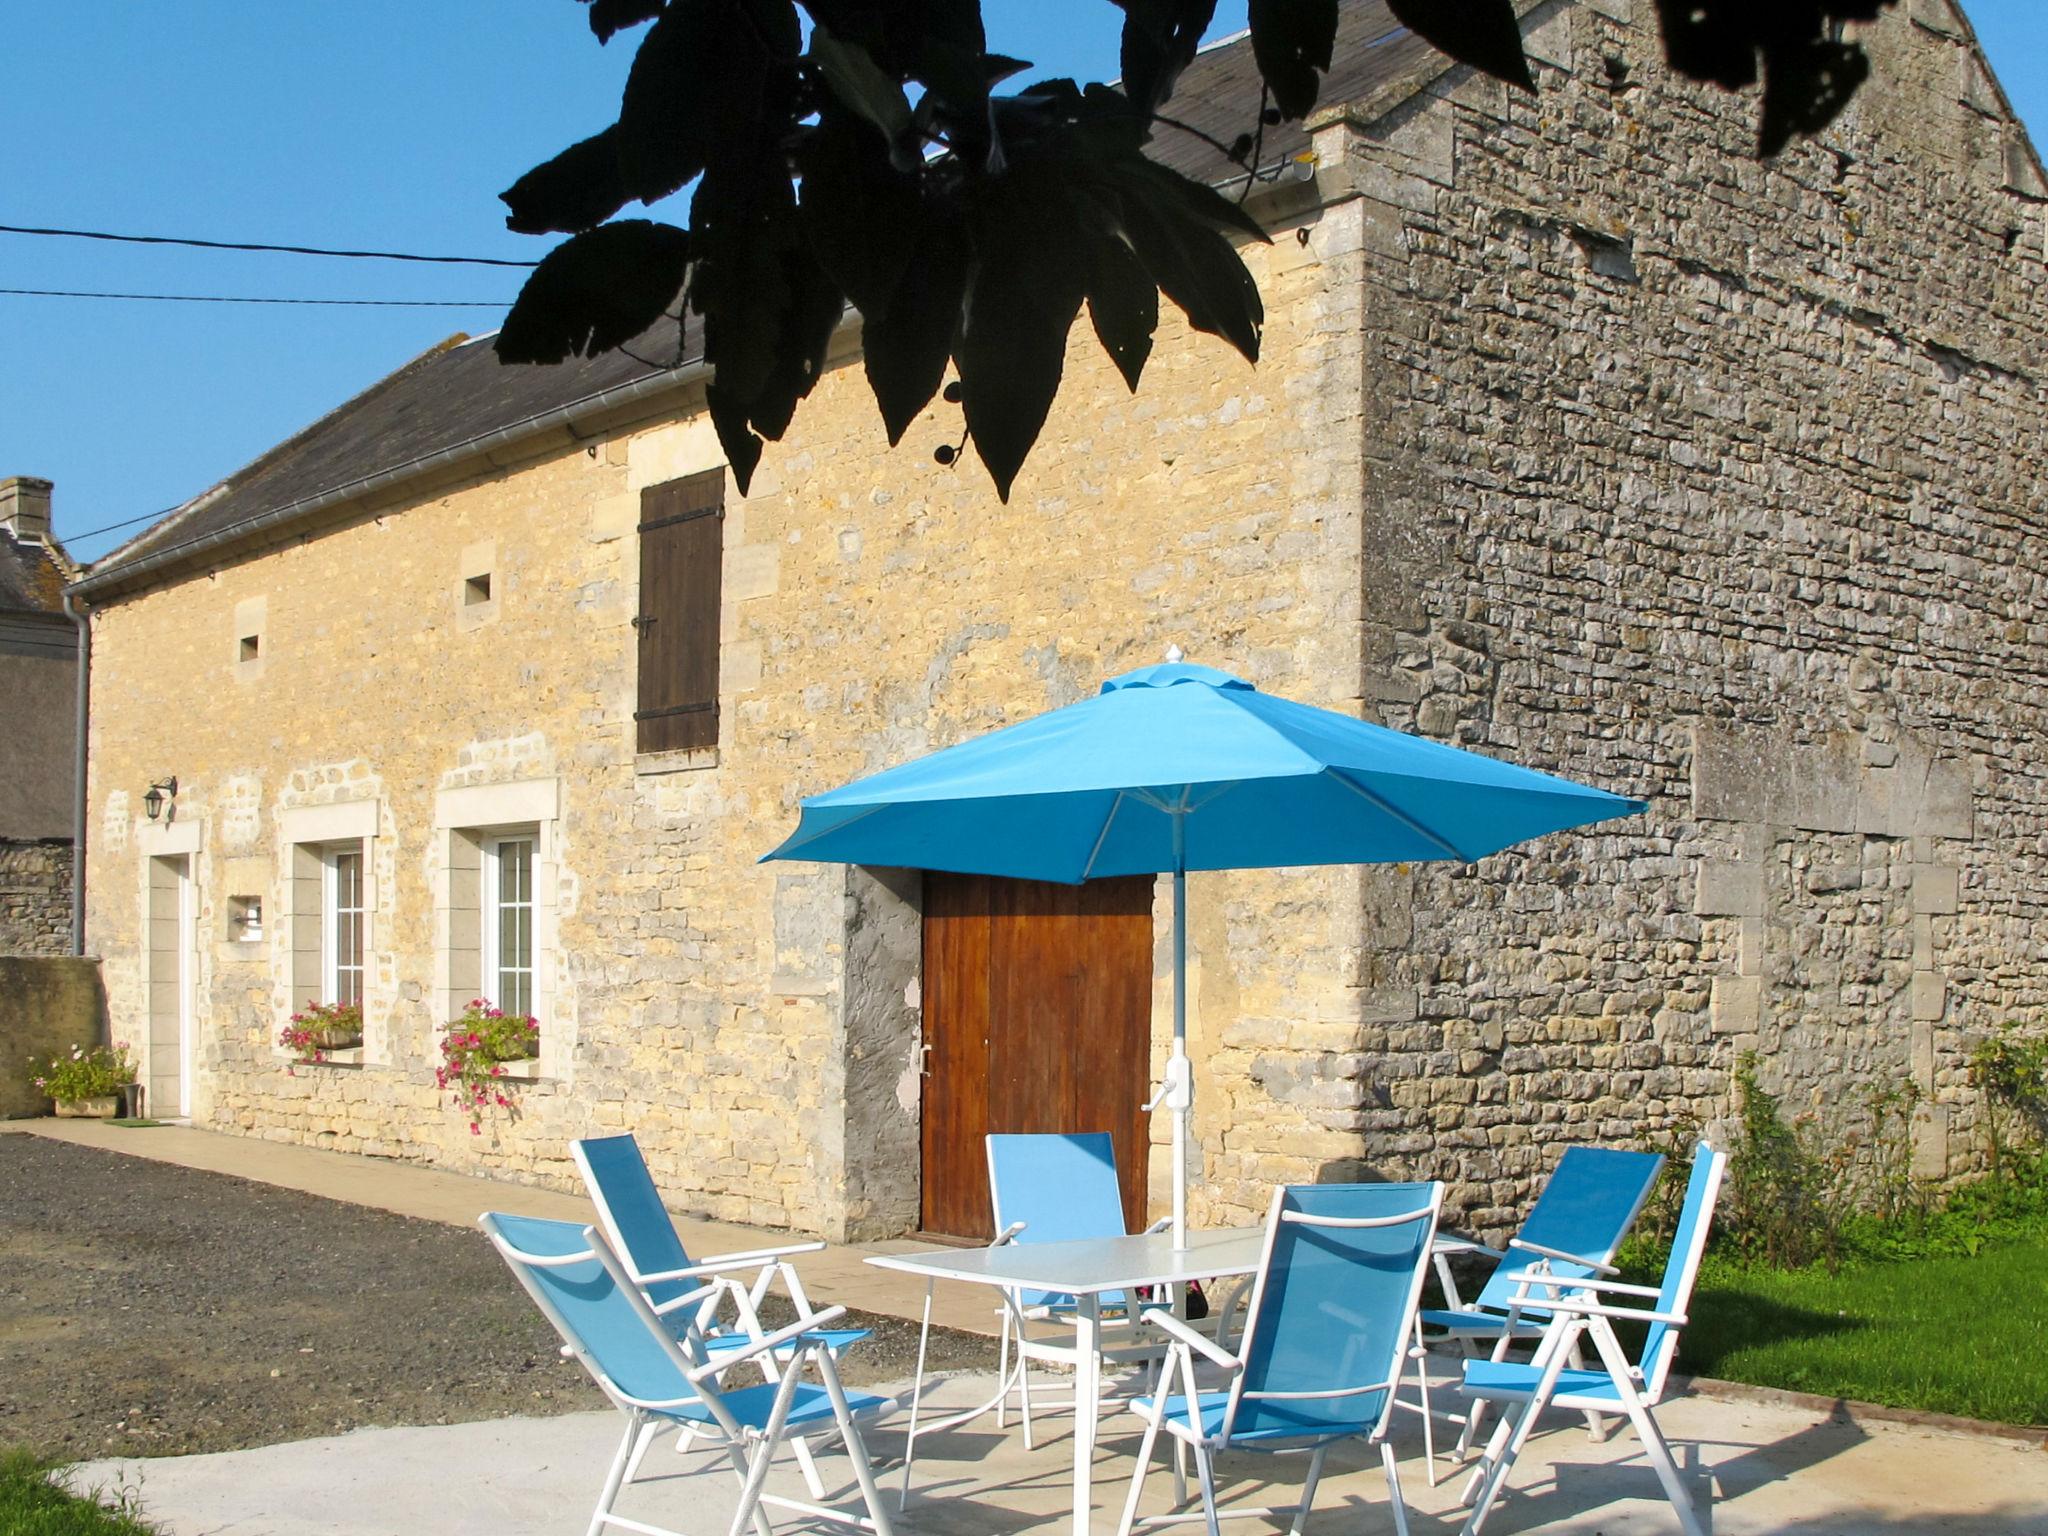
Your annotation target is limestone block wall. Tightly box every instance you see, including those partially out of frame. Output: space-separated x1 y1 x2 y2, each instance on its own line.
81 191 1374 1237
1309 0 2048 1224
0 839 72 957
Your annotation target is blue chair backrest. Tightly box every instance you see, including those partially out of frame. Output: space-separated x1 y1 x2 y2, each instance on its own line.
1639 1142 1726 1398
1472 1146 1665 1313
575 1134 697 1311
988 1132 1129 1242
988 1132 1131 1309
482 1212 700 1408
1230 1182 1441 1441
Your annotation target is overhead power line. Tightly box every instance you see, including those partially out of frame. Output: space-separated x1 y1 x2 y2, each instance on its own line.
67 505 185 543
0 222 538 268
0 286 509 308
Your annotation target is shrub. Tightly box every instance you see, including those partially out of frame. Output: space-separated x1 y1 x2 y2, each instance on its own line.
30 1042 137 1105
435 999 539 1134
1969 1023 2048 1177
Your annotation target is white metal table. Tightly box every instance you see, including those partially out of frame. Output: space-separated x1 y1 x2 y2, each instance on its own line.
868 1226 1268 1536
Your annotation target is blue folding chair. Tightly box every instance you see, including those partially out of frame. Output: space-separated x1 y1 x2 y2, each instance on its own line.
1458 1142 1729 1536
986 1133 1174 1441
1421 1146 1664 1466
898 1132 1173 1505
574 1134 869 1500
574 1134 869 1354
481 1212 896 1536
1116 1181 1444 1536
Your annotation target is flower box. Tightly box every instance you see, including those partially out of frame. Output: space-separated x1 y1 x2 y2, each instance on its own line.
54 1095 121 1119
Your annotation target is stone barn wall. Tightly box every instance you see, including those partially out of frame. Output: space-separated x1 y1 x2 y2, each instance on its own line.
1292 0 2048 1227
0 839 71 957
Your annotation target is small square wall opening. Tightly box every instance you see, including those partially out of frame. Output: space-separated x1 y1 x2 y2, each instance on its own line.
464 572 493 607
239 634 260 663
229 894 264 941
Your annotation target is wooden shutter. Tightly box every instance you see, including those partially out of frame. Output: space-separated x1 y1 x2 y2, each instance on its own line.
635 469 724 754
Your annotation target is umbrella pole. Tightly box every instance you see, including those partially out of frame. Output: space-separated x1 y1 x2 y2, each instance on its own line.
1171 819 1189 1251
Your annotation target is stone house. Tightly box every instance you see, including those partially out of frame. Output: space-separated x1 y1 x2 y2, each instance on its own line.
1 477 80 958
69 0 2046 1238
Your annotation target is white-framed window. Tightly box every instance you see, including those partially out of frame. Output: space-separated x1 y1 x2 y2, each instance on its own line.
323 843 365 1006
482 834 535 1020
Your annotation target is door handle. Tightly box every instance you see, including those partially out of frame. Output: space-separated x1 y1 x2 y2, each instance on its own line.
918 1042 934 1078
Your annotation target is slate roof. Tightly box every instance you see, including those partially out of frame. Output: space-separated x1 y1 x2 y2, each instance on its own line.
0 525 75 618
82 1 1432 594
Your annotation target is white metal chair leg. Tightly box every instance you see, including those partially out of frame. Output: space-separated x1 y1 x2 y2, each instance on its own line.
996 1307 1014 1428
588 1411 644 1536
820 1354 897 1536
1016 1334 1037 1449
1289 1444 1328 1536
721 1444 776 1536
897 1279 936 1507
620 1415 663 1488
1191 1440 1223 1536
1380 1438 1411 1536
726 1373 803 1536
789 1435 829 1500
1115 1407 1165 1536
1172 1434 1188 1508
1455 1329 1514 1459
1412 1319 1439 1485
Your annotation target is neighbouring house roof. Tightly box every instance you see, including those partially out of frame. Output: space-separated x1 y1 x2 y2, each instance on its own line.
76 1 1435 599
0 524 75 619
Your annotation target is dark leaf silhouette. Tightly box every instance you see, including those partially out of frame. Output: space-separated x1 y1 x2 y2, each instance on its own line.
501 127 629 235
1652 0 1894 154
1084 232 1159 392
863 215 971 445
1247 0 1338 120
1759 37 1871 157
1388 0 1536 94
495 221 690 364
1114 0 1218 116
956 170 1090 500
499 0 1895 497
580 0 666 44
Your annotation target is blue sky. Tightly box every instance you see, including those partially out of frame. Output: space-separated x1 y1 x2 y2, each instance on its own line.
1 2 2040 563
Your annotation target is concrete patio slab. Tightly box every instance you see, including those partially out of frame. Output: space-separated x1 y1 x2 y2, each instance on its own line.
70 1366 2048 1536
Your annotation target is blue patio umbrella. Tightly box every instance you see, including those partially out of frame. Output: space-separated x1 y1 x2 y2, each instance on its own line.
763 657 1645 1245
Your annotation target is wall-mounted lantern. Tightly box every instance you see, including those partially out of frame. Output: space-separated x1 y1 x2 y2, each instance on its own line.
142 777 178 821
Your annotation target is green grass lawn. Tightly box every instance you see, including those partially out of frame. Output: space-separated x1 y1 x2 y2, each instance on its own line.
0 1452 159 1536
1674 1238 2048 1425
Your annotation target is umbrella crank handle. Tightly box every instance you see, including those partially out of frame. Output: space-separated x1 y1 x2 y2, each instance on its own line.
1142 1056 1193 1113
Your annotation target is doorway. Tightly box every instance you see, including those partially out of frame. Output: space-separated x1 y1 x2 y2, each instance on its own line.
919 873 1154 1237
146 854 193 1117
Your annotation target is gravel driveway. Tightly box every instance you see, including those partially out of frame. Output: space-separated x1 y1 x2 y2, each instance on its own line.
0 1134 994 1461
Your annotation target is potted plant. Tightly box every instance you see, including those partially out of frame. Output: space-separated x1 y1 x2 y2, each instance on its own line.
32 1041 138 1118
278 999 364 1066
436 1000 540 1134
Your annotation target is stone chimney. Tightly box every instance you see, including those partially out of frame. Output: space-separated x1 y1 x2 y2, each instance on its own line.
0 476 53 542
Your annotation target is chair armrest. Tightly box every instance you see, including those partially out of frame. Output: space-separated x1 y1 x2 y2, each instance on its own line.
699 1239 826 1265
1143 1217 1174 1235
1508 1238 1619 1275
648 1281 724 1316
685 1305 851 1382
1138 1306 1243 1373
1510 1272 1661 1302
1434 1233 1507 1260
635 1253 807 1284
1516 1294 1687 1326
987 1221 1027 1249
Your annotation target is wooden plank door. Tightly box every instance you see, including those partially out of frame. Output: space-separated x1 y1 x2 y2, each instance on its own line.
920 872 1154 1237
